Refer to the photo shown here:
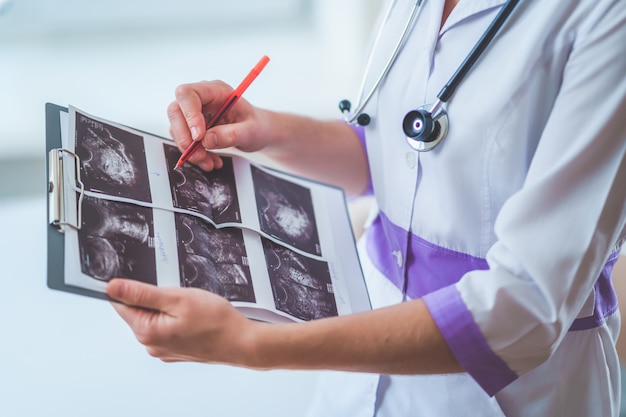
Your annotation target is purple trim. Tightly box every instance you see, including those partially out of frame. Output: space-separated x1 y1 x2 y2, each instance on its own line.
347 123 373 196
366 211 489 299
424 286 518 396
569 251 620 331
366 212 409 293
366 212 621 394
367 211 620 329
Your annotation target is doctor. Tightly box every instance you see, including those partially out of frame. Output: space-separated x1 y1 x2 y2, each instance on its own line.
107 0 626 415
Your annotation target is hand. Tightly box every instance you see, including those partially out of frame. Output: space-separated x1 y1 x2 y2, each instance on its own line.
106 280 461 375
167 80 270 171
106 279 258 365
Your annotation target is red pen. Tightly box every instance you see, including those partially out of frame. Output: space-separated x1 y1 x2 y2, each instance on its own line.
175 55 270 169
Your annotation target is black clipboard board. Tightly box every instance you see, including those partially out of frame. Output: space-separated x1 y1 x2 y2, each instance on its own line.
45 103 371 319
45 102 110 300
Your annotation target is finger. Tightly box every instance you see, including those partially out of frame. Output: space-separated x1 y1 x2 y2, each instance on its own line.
174 81 233 141
203 113 262 153
110 299 155 331
174 84 209 141
167 101 194 149
195 151 223 172
107 279 176 313
160 358 183 363
109 299 175 350
145 346 184 363
175 147 222 172
202 123 242 151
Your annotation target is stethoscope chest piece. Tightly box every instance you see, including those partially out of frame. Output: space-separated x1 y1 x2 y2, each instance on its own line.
342 0 520 152
403 104 448 152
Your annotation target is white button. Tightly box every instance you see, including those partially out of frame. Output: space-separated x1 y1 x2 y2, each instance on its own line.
405 152 416 169
392 250 403 268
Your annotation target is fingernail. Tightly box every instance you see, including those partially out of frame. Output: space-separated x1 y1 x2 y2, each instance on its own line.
107 279 125 299
207 132 218 147
191 127 201 140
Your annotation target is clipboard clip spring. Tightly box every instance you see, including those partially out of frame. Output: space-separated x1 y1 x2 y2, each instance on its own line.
48 148 84 232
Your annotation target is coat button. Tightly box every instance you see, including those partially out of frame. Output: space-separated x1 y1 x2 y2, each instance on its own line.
405 152 416 169
392 250 403 268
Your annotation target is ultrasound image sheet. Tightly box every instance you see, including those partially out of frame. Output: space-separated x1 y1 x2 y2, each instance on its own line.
57 106 370 322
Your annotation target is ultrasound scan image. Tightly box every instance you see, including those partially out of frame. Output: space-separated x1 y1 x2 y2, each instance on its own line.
78 196 157 284
262 238 337 321
175 213 255 302
164 145 241 224
75 112 151 202
251 166 321 256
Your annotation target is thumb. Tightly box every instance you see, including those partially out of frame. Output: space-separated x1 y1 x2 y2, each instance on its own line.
107 279 173 313
208 121 258 154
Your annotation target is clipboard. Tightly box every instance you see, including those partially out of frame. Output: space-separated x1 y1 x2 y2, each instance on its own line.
45 102 371 321
45 103 108 300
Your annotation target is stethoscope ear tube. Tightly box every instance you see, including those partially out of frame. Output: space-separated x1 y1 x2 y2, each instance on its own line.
341 0 424 126
338 100 372 127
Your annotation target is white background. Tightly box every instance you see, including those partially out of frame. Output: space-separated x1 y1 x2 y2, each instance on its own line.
0 1 383 416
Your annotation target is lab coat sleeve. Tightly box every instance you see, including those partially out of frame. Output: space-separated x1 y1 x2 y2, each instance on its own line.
423 2 626 396
348 123 374 196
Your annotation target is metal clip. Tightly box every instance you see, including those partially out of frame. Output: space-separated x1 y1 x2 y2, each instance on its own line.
48 148 84 232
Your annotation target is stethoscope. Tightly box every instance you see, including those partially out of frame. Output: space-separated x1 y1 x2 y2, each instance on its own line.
340 0 521 152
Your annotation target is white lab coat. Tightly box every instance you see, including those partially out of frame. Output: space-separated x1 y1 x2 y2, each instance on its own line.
307 0 626 416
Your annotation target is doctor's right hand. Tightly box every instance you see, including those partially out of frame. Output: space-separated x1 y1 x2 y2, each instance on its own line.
167 80 273 171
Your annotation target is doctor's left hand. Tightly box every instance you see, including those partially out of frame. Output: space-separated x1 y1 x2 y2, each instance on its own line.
106 279 258 365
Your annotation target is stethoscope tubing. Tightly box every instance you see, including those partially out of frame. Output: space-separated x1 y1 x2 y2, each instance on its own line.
346 0 424 124
437 0 521 103
345 0 522 130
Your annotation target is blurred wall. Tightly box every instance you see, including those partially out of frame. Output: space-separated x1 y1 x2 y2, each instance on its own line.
0 0 383 161
0 4 385 415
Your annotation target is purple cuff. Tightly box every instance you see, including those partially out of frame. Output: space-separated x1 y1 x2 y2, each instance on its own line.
423 285 518 396
347 123 373 196
366 212 618 395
